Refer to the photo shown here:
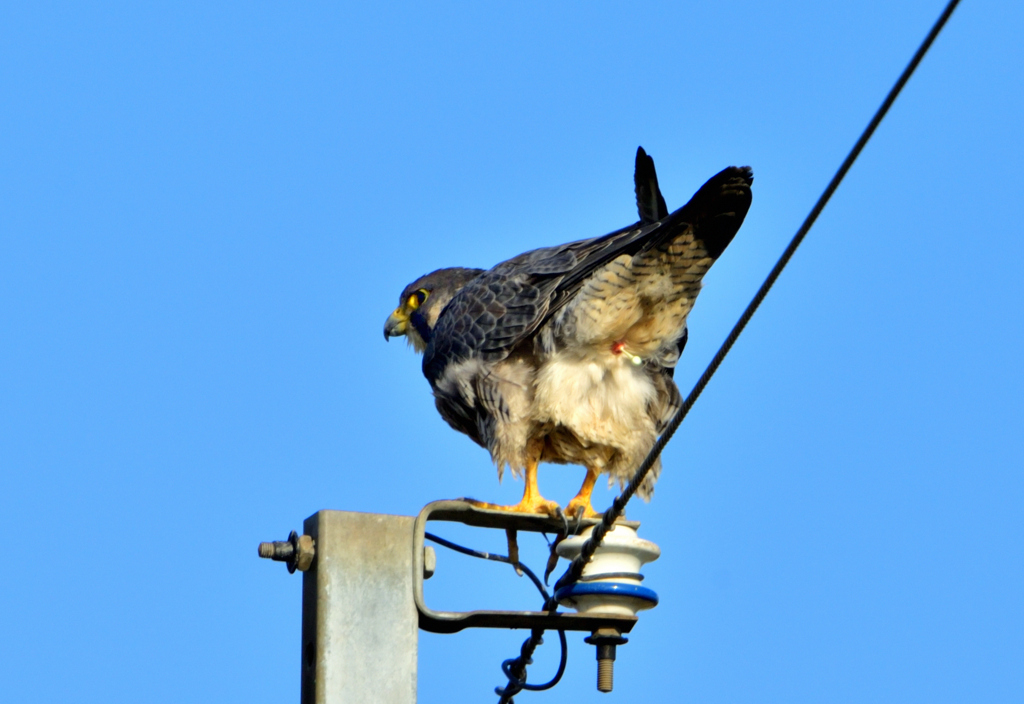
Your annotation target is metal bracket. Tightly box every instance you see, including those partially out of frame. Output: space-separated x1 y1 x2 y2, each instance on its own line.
412 500 638 635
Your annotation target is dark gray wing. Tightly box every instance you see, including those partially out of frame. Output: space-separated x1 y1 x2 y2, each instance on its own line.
421 244 579 382
423 165 753 385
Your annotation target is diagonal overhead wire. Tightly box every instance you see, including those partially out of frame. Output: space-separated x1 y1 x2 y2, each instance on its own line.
552 0 963 597
496 1 964 701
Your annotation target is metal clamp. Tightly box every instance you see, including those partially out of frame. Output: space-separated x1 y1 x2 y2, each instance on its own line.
412 500 638 635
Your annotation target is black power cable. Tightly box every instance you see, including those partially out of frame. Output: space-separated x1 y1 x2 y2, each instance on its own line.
423 533 568 693
499 1 964 700
554 0 964 596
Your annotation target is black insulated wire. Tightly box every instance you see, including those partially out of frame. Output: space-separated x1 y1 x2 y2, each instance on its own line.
495 1 964 699
422 533 568 694
424 532 551 597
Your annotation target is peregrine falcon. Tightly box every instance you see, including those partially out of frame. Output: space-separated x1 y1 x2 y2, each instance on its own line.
385 148 752 518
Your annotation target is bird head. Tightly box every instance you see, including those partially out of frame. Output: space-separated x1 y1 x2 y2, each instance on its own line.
384 267 484 352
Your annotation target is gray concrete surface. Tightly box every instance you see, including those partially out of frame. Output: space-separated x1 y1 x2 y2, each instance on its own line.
301 510 418 704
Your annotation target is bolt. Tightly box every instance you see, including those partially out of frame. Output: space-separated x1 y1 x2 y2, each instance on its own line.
585 629 627 694
258 540 294 560
597 653 614 693
257 530 315 573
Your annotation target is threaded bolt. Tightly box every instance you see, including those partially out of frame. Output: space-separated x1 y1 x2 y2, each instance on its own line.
257 531 315 573
597 655 614 692
585 630 626 694
258 542 285 559
258 539 295 561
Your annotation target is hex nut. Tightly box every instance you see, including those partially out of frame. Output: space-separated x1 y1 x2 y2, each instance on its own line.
294 534 315 572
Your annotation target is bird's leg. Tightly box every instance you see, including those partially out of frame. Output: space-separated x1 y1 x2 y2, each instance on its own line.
511 448 562 516
565 465 603 520
464 439 561 517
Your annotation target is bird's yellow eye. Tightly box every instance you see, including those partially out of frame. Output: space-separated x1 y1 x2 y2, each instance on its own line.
408 289 429 310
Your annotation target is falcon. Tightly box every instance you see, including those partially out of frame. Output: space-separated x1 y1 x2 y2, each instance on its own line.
385 148 752 518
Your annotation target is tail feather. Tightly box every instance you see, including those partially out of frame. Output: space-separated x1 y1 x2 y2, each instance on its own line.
634 146 669 223
674 165 754 260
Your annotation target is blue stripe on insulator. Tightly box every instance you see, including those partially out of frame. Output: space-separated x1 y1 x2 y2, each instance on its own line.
554 581 659 605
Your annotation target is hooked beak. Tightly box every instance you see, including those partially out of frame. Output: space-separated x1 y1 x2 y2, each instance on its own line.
384 309 408 341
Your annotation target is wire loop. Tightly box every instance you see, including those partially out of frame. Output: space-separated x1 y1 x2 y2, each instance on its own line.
423 533 568 699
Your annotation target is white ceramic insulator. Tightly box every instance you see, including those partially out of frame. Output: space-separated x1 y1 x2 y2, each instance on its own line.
555 524 661 617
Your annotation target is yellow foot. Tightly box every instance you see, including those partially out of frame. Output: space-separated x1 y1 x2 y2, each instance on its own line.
564 497 602 520
464 496 562 518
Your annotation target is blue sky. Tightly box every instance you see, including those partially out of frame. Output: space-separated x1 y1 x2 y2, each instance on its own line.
2 1 1022 702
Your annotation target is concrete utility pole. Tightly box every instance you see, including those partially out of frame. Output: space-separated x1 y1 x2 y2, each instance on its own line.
300 511 418 704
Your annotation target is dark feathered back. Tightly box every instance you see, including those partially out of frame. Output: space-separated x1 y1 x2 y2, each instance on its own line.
422 164 753 382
